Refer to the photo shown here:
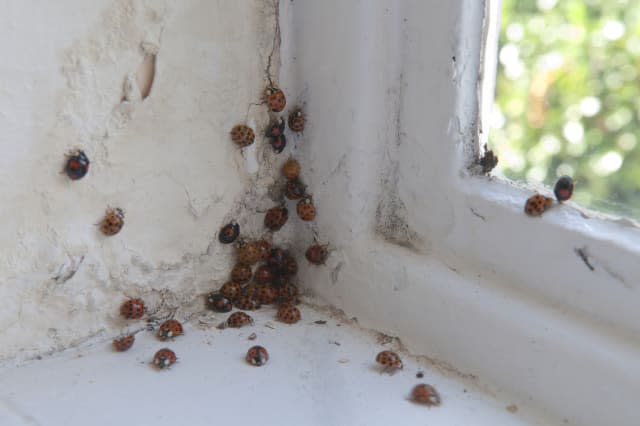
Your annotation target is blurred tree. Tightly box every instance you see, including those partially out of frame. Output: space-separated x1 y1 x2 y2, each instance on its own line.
490 0 640 218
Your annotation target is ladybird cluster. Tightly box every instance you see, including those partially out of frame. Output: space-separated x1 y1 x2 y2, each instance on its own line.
524 175 575 217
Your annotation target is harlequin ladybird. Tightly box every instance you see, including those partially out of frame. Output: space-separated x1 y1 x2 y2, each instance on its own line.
266 117 286 139
282 158 301 181
375 350 403 372
264 206 288 231
288 109 305 132
264 85 286 112
157 319 184 340
120 298 145 319
234 294 261 311
112 334 135 351
230 263 253 284
64 150 90 180
207 292 233 312
554 176 574 202
245 345 269 366
256 284 277 304
255 264 276 284
524 194 554 217
410 384 441 407
257 239 272 260
100 208 125 236
267 247 287 268
296 198 316 221
218 222 240 244
220 281 243 301
270 135 287 154
277 303 301 324
305 243 328 265
153 348 177 369
281 255 298 277
230 124 255 147
284 179 306 200
277 283 299 304
227 311 254 328
237 241 262 266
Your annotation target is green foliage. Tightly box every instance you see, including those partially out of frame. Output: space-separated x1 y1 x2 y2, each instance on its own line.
491 0 640 217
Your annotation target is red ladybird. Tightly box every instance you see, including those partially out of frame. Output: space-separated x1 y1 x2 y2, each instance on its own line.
218 222 240 244
230 124 255 147
245 345 269 366
234 294 261 311
157 319 184 340
207 292 233 312
410 384 441 407
112 334 135 351
226 311 254 328
270 135 287 154
524 194 554 217
257 239 272 260
64 150 90 180
277 282 299 304
264 206 289 231
267 247 286 269
554 176 574 202
100 208 125 236
255 264 276 284
264 85 286 112
153 348 177 369
277 303 301 324
237 241 262 266
255 284 278 305
375 350 403 373
281 255 298 277
120 298 145 319
220 281 243 301
296 198 316 221
305 243 328 265
230 263 253 284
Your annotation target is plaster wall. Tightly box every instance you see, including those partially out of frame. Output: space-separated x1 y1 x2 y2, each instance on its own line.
0 0 284 362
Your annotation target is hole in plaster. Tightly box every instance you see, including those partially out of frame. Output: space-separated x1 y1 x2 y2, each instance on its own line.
136 54 156 100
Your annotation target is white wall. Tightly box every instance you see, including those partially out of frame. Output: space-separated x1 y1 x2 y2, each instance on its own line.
0 0 284 362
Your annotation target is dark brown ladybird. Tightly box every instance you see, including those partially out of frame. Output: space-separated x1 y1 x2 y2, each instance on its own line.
153 348 177 369
410 384 441 407
226 311 254 328
375 350 403 372
220 281 243 301
264 206 289 231
277 303 301 324
284 179 306 200
100 208 125 236
554 175 574 202
264 85 286 112
255 284 277 305
230 124 255 147
265 117 286 139
218 222 240 244
112 334 135 351
270 135 287 154
120 298 145 319
255 264 276 284
64 150 90 180
296 198 316 221
157 319 184 341
282 158 301 181
524 194 554 217
305 243 329 265
288 109 305 132
207 292 233 312
230 263 253 285
245 345 269 366
281 255 298 277
234 295 261 311
237 241 262 266
267 247 287 268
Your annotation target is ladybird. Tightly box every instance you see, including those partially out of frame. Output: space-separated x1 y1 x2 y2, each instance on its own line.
264 206 289 231
284 179 306 200
226 311 254 328
267 247 287 270
230 124 255 147
264 85 286 112
157 319 184 340
220 281 243 301
288 109 305 132
266 117 286 139
255 284 277 305
218 222 240 244
112 334 135 351
305 243 328 265
277 283 299 304
554 175 574 202
282 158 301 181
375 350 403 372
237 241 262 266
410 384 441 407
296 198 316 221
245 345 269 366
64 150 90 180
270 134 287 154
524 194 554 217
120 298 145 319
207 292 233 312
281 255 298 277
255 264 276 284
153 348 177 369
257 239 272 260
230 263 253 284
100 208 125 236
234 294 261 311
277 303 301 324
